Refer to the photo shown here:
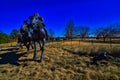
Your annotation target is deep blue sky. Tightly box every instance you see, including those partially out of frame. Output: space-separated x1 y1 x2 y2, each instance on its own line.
0 0 120 36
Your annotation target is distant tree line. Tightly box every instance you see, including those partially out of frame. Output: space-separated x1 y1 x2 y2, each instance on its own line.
64 19 120 42
95 24 120 41
0 31 10 44
0 29 19 44
64 20 90 40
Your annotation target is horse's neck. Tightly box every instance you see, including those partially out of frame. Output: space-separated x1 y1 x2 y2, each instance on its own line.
35 23 43 30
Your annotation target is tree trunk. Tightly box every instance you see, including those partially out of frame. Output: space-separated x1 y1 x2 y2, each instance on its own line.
103 37 106 42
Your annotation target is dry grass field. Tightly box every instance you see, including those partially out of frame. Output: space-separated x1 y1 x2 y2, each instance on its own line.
0 40 120 80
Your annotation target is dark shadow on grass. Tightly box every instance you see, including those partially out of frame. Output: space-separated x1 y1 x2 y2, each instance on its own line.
18 58 34 62
18 58 42 63
0 51 27 66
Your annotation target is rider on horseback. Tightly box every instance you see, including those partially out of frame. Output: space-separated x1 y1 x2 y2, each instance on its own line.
33 13 48 38
20 20 31 38
34 13 45 27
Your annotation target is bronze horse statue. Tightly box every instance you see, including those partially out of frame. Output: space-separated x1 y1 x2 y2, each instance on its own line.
29 15 47 62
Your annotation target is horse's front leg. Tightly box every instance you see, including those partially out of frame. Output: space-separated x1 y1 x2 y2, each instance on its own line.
40 38 46 62
26 42 31 54
30 41 34 49
33 41 38 60
20 43 23 49
38 41 41 50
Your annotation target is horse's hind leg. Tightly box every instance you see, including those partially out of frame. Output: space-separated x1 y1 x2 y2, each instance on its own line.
26 42 31 54
33 41 38 60
40 38 46 62
20 43 23 49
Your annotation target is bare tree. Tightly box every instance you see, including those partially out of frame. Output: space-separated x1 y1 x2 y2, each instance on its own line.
48 28 54 41
109 23 120 37
75 26 90 40
95 24 120 42
95 27 109 41
64 19 74 40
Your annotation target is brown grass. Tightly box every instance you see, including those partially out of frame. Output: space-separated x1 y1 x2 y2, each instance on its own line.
0 40 120 80
0 42 17 48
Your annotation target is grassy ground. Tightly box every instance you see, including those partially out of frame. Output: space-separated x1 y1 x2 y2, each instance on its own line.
0 40 120 80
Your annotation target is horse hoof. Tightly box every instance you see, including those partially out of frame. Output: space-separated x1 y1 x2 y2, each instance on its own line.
39 59 43 62
16 47 19 50
26 52 29 54
40 47 43 51
33 57 37 60
40 48 42 51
